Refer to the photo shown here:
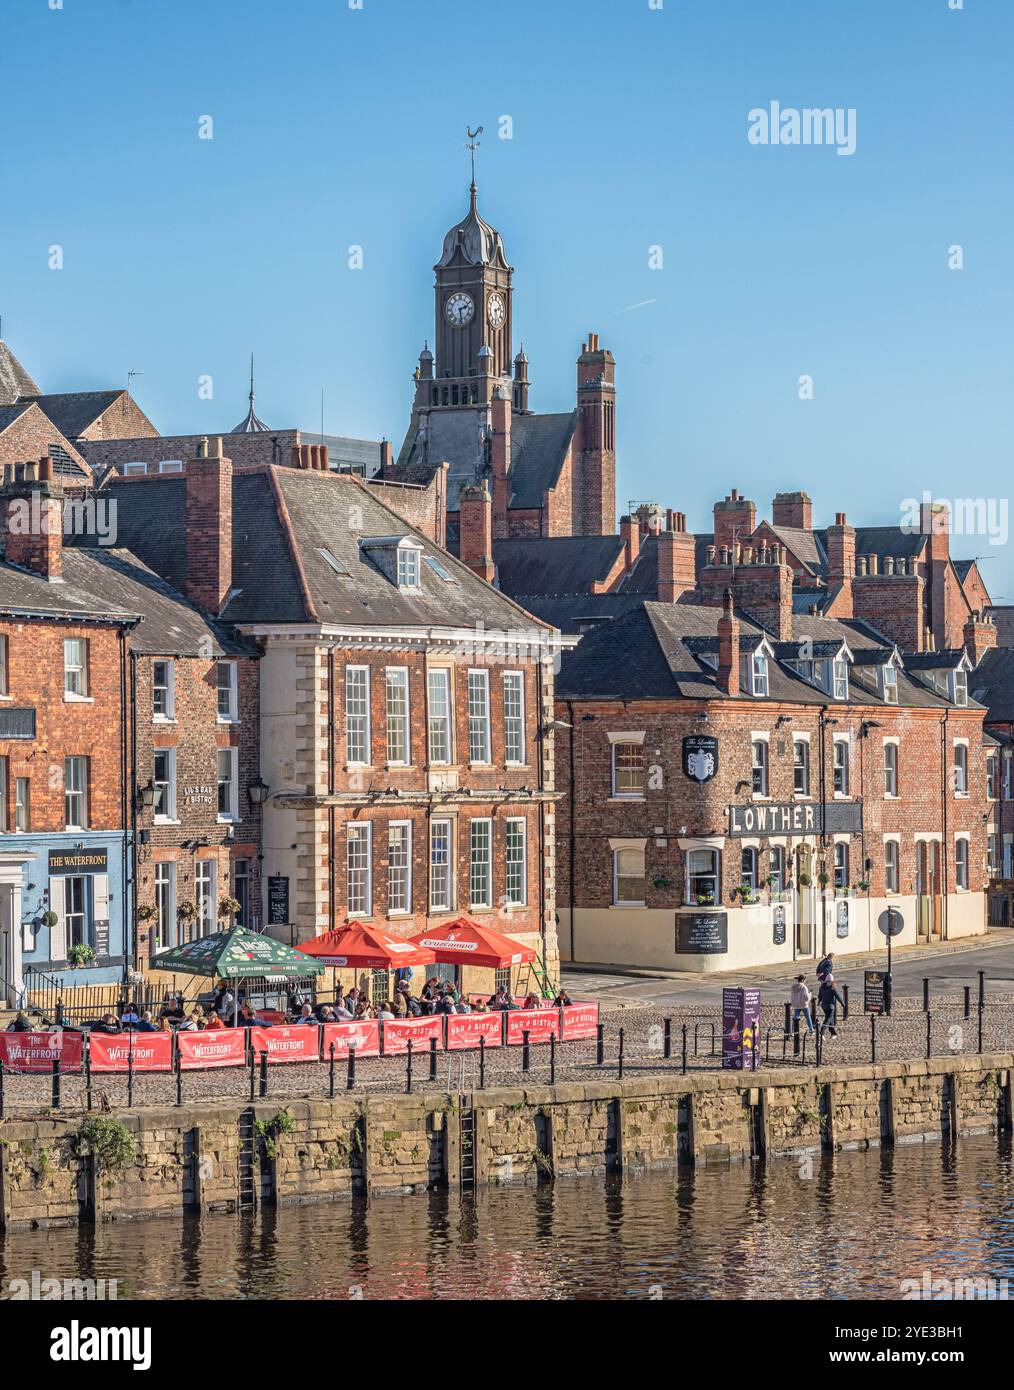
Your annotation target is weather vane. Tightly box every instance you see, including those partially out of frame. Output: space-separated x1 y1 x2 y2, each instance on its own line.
465 125 483 185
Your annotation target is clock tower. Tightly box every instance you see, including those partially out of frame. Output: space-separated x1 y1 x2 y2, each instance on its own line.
432 180 513 392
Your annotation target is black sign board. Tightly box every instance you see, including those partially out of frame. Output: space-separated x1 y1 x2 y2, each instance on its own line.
49 849 108 874
864 970 886 1014
727 800 862 837
773 905 786 946
94 920 109 959
677 912 728 955
268 876 290 925
0 707 36 740
878 907 904 938
682 735 719 784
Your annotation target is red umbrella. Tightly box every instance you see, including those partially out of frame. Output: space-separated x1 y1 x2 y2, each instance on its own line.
408 916 537 969
295 923 437 969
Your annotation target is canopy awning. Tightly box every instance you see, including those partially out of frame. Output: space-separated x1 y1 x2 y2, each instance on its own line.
150 926 324 979
408 916 537 969
295 923 437 970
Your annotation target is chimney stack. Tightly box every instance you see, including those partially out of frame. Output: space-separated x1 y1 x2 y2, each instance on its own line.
717 590 740 696
185 437 233 614
771 490 812 531
2 456 64 580
964 609 998 668
713 489 757 553
620 514 640 572
458 483 495 583
657 523 697 602
490 389 511 540
379 439 393 472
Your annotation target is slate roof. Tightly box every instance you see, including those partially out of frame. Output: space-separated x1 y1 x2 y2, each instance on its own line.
557 600 972 709
0 342 41 406
972 647 1014 723
21 391 124 440
987 606 1014 645
82 467 552 634
507 412 577 509
766 523 826 574
501 591 647 635
494 534 624 597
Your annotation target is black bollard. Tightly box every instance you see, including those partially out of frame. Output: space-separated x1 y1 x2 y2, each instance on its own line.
664 1016 672 1060
406 1038 413 1094
618 1027 625 1080
783 1002 791 1041
964 986 971 1021
842 984 849 1021
479 1035 486 1090
259 1050 268 1099
522 1030 531 1074
596 1023 604 1066
329 1042 336 1099
922 978 930 1013
248 1044 256 1102
681 1023 688 1076
347 1044 356 1092
793 1012 801 1058
979 970 986 1012
175 1044 183 1108
51 1058 61 1110
926 1011 932 1060
550 1034 556 1085
84 1046 92 1112
978 1004 984 1054
429 1035 438 1082
870 1013 877 1065
127 1031 134 1109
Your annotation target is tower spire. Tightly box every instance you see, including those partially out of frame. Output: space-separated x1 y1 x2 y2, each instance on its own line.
465 125 483 205
230 351 270 433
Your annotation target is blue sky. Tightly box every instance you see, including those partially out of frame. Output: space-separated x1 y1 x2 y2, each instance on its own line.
3 0 1012 590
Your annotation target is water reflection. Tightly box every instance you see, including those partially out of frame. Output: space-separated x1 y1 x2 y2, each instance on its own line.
1 1136 1013 1300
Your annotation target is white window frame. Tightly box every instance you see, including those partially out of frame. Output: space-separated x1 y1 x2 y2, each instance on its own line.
685 847 720 906
751 738 769 797
769 844 786 892
504 818 527 906
385 667 410 766
154 860 178 951
122 461 148 476
467 669 491 765
64 756 88 830
195 859 217 938
833 842 849 892
832 657 849 701
158 459 183 474
217 746 239 821
469 818 493 909
347 823 372 917
883 739 899 799
152 659 175 720
793 738 810 797
14 775 29 833
833 737 850 797
612 842 647 907
429 818 453 913
0 757 7 833
752 653 769 697
951 669 968 707
345 665 371 766
387 821 412 915
954 836 969 891
216 661 238 722
153 747 178 822
64 638 89 700
610 735 646 800
503 671 526 766
953 741 969 797
988 832 1000 875
427 668 452 765
881 663 898 705
0 634 8 697
884 837 900 895
396 544 421 589
740 846 758 892
987 753 998 801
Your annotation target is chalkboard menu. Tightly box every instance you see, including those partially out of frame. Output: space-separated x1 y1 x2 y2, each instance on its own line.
864 970 886 1014
677 912 728 955
268 876 290 925
772 905 786 946
94 920 110 958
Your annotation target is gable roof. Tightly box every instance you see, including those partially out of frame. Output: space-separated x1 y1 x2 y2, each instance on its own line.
507 411 577 509
972 647 1014 723
494 534 625 597
0 342 41 406
21 390 124 440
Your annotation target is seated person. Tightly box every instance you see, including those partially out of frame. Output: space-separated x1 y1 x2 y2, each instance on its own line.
93 1013 123 1035
135 1010 159 1033
6 1010 33 1032
405 994 423 1017
553 990 573 1007
471 996 489 1014
376 1001 396 1022
120 1004 140 1026
294 1004 319 1026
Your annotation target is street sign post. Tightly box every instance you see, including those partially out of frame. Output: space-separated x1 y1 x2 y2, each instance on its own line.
877 908 904 1015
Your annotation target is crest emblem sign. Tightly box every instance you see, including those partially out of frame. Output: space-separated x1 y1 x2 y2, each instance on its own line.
683 735 719 784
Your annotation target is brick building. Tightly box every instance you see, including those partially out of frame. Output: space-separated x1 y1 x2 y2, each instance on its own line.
89 439 568 997
556 594 988 972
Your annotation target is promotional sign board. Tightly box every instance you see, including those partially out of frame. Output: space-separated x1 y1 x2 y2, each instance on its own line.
381 1016 444 1055
0 1030 83 1072
722 988 761 1070
176 1029 248 1070
446 1013 503 1050
249 1025 320 1064
505 1008 561 1045
677 913 728 955
321 1020 381 1059
727 801 862 837
683 735 719 783
88 1033 173 1072
772 906 786 946
864 971 886 1015
267 876 290 925
560 1003 599 1040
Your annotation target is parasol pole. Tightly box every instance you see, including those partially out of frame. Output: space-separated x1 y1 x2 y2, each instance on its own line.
233 975 239 1027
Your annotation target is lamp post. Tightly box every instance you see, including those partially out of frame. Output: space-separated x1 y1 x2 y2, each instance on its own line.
248 776 269 808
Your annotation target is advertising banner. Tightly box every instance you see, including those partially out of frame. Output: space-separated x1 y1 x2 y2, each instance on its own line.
176 1028 248 1070
381 1016 444 1055
722 988 761 1070
249 1025 320 1064
445 1012 502 1050
506 1008 561 1045
88 1032 173 1073
321 1020 381 1059
560 1002 599 1040
0 1030 83 1073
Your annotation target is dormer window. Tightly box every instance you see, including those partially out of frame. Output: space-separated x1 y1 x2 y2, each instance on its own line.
832 657 849 701
880 663 898 705
397 546 421 588
740 651 769 696
951 669 968 707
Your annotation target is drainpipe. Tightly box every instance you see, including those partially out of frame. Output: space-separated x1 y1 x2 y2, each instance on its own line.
119 628 132 985
567 700 576 960
327 646 337 935
941 712 949 941
818 706 828 957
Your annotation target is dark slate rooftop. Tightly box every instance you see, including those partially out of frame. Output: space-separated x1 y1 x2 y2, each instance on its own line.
21 391 124 440
0 343 41 407
557 600 974 709
987 606 1014 646
507 412 577 509
972 647 1014 723
494 534 625 597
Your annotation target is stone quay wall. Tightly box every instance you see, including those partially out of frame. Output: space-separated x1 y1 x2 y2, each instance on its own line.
1 1053 1011 1229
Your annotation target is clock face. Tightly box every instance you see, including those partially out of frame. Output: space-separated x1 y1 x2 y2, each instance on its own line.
486 292 506 329
445 292 474 327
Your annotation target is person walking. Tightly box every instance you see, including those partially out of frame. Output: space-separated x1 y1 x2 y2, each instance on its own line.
816 952 835 984
818 975 845 1037
790 975 814 1035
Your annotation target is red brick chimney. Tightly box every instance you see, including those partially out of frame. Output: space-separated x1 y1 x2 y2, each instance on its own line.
620 514 640 571
490 390 511 540
2 457 63 580
458 483 495 583
717 589 740 696
656 515 696 602
771 491 812 531
713 489 757 552
826 512 856 583
185 436 233 614
964 610 998 668
379 439 393 472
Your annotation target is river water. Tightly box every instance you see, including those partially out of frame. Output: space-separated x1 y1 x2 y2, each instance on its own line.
2 1135 1013 1300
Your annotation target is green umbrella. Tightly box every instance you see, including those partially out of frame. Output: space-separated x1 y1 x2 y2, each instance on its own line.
150 927 323 1024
